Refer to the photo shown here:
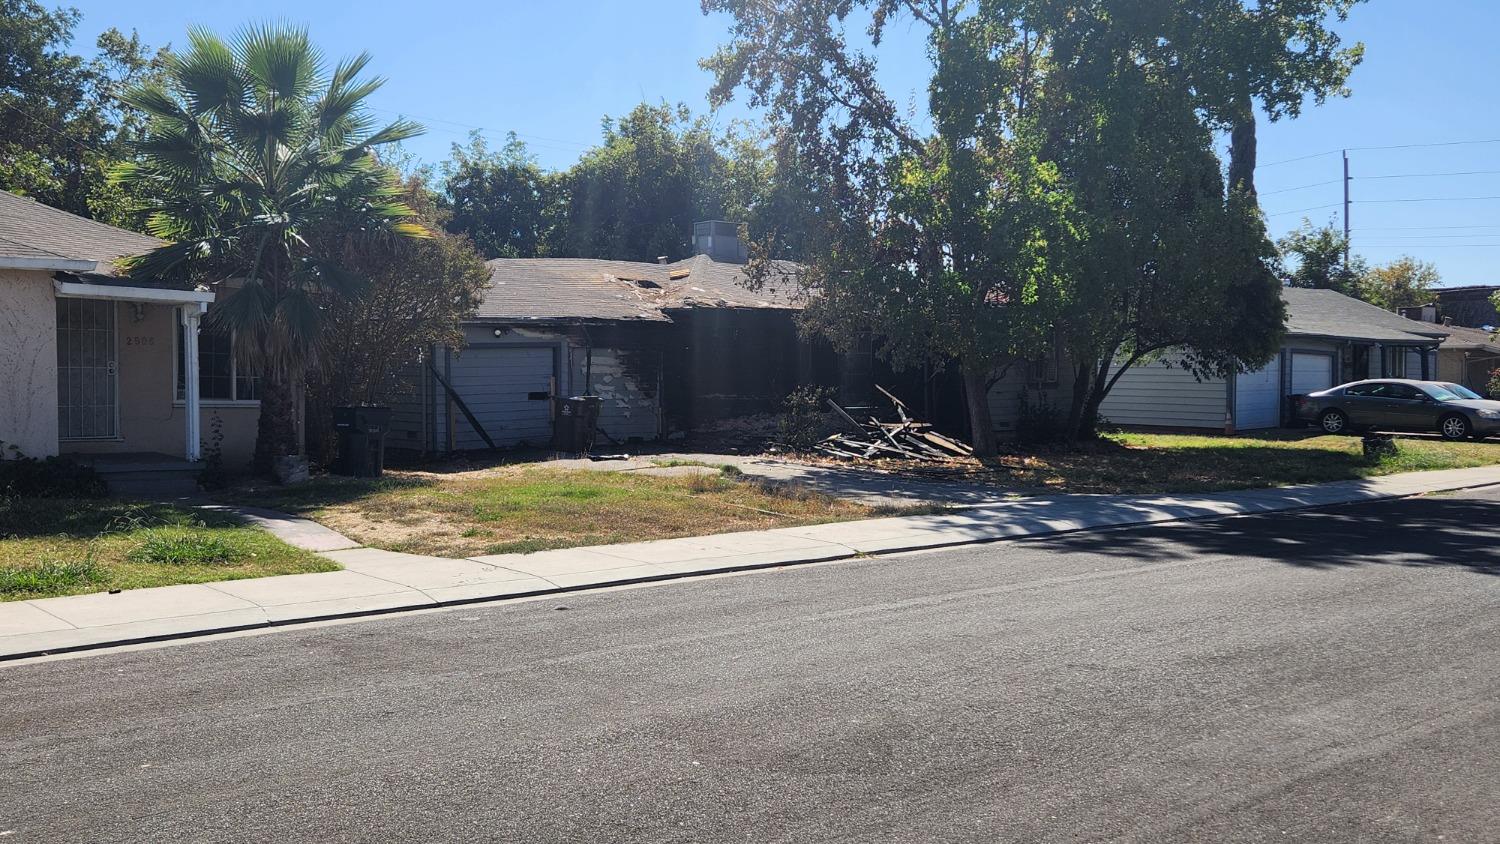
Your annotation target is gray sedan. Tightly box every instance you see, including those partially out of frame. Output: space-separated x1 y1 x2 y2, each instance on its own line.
1294 379 1500 440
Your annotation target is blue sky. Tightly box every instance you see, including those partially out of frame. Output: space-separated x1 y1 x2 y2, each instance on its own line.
66 1 1500 285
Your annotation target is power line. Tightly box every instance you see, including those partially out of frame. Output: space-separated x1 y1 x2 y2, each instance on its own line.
1348 137 1500 153
1354 195 1500 204
1357 169 1500 181
1355 224 1500 231
1265 202 1341 218
1257 179 1340 196
1256 150 1340 170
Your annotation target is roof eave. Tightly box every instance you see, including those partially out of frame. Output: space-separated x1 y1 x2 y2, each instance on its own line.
0 256 99 273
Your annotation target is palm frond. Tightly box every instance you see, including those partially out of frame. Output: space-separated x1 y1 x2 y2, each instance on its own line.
177 28 245 115
234 23 322 101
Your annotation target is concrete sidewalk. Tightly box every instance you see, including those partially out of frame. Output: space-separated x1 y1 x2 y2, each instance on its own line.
4 465 1499 661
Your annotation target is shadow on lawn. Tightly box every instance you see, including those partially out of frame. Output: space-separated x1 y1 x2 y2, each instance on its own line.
1042 492 1500 576
0 499 235 540
216 474 435 514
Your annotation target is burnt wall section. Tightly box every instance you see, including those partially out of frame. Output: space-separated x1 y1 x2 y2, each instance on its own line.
660 308 843 430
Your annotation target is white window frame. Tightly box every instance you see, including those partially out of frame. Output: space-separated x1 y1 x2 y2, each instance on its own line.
172 307 261 407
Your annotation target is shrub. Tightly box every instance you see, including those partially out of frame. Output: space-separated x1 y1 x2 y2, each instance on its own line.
0 448 107 498
1489 367 1500 399
1016 390 1068 445
197 414 230 491
0 553 103 596
129 530 241 566
778 385 836 451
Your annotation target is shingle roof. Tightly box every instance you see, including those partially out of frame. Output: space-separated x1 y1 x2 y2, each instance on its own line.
1283 287 1448 344
474 255 804 323
1438 323 1500 352
0 189 161 273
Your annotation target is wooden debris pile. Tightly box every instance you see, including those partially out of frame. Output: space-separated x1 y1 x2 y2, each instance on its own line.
815 386 974 462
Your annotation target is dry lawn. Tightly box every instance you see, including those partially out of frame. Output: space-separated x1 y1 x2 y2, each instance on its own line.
225 466 884 558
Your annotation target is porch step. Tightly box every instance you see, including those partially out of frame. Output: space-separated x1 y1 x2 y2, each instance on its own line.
73 453 203 499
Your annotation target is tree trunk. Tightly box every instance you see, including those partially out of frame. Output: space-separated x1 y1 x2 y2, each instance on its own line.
252 370 302 477
1227 95 1258 197
1063 359 1095 442
961 363 999 461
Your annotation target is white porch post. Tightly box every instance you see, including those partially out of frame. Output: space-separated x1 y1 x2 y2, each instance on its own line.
180 304 206 461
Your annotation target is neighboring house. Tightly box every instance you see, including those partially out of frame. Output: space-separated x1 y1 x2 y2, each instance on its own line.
1434 325 1500 396
0 190 261 467
1434 285 1499 330
1096 287 1449 433
387 222 852 454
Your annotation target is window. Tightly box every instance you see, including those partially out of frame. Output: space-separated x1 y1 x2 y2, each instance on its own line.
176 316 259 403
1344 383 1379 397
1027 335 1061 386
1385 384 1425 402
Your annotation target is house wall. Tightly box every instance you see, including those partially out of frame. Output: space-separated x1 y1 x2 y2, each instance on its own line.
1098 354 1230 430
59 302 260 467
0 269 59 458
389 324 667 453
985 366 1072 437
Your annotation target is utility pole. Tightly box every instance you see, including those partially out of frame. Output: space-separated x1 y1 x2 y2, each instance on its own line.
1342 149 1351 265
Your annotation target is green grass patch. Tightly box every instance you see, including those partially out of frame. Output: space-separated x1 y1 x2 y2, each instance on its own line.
0 498 337 601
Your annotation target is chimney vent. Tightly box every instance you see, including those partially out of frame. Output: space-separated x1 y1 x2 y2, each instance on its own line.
657 255 669 264
692 220 748 264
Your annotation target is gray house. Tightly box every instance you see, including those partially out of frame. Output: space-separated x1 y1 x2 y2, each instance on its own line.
386 225 849 454
1097 287 1449 433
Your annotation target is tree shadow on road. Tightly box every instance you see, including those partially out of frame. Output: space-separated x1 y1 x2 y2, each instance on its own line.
1041 493 1500 576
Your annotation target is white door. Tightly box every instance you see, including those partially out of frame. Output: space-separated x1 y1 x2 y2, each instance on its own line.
1235 361 1281 430
1290 352 1334 395
447 346 555 448
56 298 118 439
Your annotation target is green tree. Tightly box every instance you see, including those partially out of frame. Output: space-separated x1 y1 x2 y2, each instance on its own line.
306 177 489 460
1150 0 1368 195
550 102 726 262
1036 3 1287 438
1278 220 1366 296
705 1 1285 451
1359 256 1438 312
441 131 557 258
0 1 169 224
117 25 426 474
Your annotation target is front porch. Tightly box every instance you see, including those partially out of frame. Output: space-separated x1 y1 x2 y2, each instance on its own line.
73 452 202 497
52 277 224 464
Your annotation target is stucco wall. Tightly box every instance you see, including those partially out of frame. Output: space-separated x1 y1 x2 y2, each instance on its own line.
60 302 260 467
0 269 59 458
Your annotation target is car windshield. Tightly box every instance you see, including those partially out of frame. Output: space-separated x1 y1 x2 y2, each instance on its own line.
1440 383 1483 400
1423 385 1465 402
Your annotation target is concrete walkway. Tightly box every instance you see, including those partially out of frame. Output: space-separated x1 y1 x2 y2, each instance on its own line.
4 465 1499 661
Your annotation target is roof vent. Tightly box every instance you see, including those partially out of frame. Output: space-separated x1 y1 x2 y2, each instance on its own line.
657 255 669 264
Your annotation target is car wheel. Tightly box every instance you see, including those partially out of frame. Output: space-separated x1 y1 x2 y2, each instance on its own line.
1319 409 1349 435
1439 414 1471 441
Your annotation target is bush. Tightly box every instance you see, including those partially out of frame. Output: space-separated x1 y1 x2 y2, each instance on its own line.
1016 390 1068 445
1489 367 1500 399
0 554 103 596
128 530 242 566
778 385 836 451
0 447 107 498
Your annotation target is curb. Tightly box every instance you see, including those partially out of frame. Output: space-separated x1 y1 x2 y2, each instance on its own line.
6 475 1500 663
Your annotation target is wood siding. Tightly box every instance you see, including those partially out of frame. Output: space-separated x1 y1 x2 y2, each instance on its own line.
1099 355 1228 430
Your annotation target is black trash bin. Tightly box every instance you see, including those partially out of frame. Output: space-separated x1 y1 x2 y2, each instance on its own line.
552 396 602 453
332 406 392 477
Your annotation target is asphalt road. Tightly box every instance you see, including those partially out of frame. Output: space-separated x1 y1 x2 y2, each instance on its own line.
5 488 1500 843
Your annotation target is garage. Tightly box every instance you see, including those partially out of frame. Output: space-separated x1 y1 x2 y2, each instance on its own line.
445 345 557 449
1234 360 1281 430
1289 351 1335 396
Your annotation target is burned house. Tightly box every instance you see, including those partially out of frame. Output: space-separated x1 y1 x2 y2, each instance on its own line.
387 223 849 454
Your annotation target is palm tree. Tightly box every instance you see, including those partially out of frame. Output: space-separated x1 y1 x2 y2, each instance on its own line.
116 25 426 474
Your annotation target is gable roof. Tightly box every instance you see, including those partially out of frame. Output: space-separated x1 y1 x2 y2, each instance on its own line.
1282 287 1448 344
474 254 804 323
0 189 161 274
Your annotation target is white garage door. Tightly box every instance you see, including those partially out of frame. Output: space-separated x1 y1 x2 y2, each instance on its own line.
1235 360 1281 430
447 346 555 449
1290 352 1334 396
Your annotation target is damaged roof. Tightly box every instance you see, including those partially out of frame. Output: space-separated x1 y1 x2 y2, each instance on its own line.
475 254 805 323
1283 287 1449 344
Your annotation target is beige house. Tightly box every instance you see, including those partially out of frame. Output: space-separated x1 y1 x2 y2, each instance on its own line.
0 190 261 468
